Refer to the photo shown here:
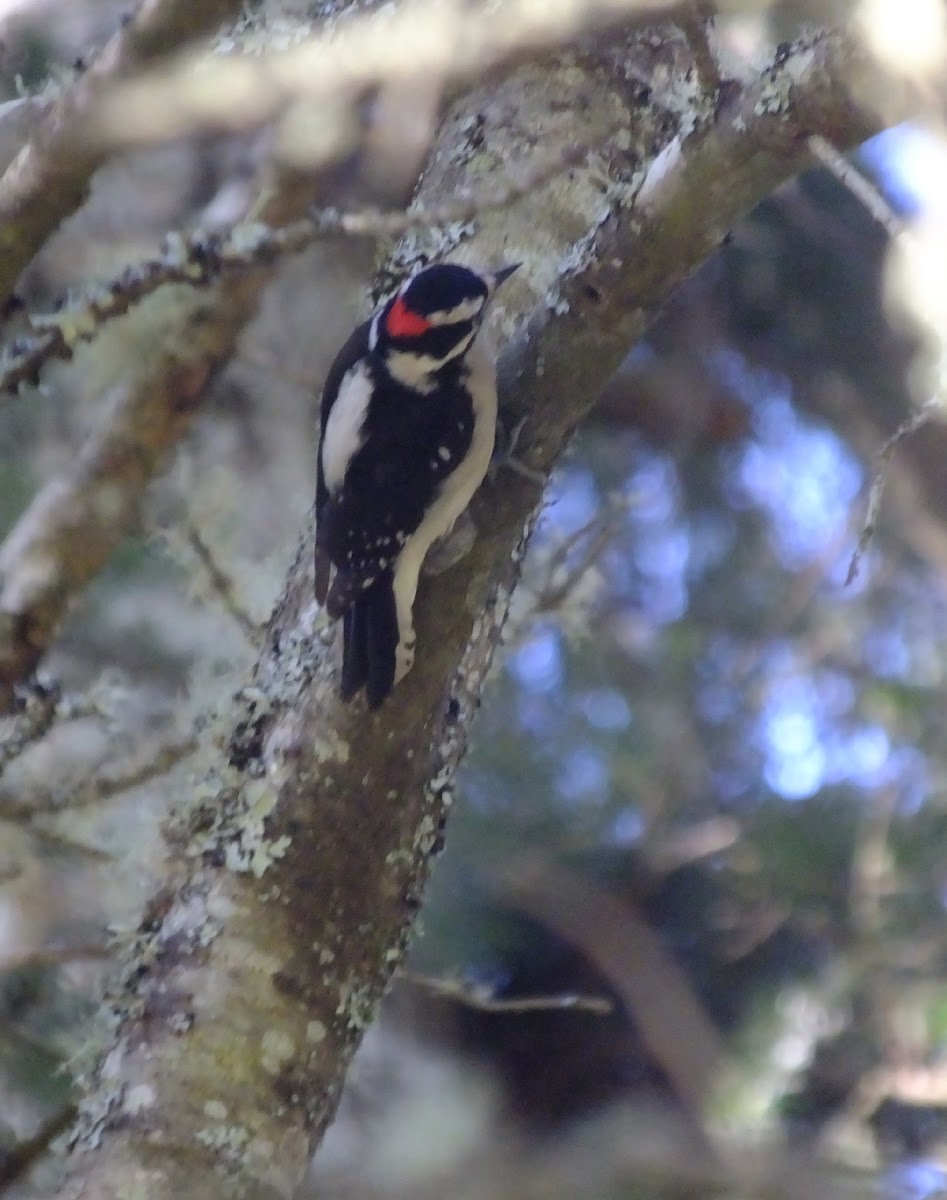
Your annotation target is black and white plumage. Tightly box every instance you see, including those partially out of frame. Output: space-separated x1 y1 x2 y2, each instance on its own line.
315 261 519 708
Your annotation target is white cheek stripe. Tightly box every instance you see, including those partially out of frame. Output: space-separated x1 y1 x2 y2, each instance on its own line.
385 329 476 389
322 364 373 494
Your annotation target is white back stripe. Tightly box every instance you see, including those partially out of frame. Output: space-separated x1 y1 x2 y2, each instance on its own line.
322 364 373 494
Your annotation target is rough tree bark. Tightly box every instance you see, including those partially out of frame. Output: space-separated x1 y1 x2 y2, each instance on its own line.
0 7 924 1199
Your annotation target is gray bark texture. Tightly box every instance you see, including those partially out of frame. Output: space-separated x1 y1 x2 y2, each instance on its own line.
33 10 918 1199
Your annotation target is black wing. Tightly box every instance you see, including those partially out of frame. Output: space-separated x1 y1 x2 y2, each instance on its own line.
315 318 372 605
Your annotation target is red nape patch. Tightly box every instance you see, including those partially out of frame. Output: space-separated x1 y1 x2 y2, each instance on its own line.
386 295 432 338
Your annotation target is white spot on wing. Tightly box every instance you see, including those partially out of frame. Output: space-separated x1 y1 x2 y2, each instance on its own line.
322 364 372 494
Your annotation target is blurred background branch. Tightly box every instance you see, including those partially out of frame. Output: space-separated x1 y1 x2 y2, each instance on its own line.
0 0 248 306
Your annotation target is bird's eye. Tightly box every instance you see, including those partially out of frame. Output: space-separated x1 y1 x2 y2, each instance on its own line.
386 296 432 338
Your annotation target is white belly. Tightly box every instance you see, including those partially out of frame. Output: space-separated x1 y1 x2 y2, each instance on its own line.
390 337 498 681
407 338 497 561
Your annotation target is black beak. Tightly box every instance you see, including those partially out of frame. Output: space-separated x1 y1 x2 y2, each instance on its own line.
493 262 521 288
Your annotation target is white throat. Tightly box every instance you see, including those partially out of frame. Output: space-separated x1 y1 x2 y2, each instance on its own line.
383 329 476 392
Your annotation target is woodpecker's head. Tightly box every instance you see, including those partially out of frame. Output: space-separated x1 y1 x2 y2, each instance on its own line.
371 261 519 389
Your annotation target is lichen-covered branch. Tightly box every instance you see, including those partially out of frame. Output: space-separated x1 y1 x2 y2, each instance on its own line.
0 0 247 307
89 0 685 148
0 732 198 820
47 22 904 1200
0 221 320 395
0 171 339 713
0 677 61 773
0 145 580 394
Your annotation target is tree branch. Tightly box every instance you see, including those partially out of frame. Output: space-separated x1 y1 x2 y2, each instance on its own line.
88 0 687 149
0 155 348 713
501 860 726 1121
0 144 582 394
0 0 247 308
182 520 262 646
0 732 198 820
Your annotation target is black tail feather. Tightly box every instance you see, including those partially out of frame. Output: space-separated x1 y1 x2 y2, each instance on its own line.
340 602 368 701
365 578 398 708
340 573 399 709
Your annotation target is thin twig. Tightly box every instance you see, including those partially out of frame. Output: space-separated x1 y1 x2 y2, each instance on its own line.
502 859 728 1125
184 521 261 644
2 823 114 861
0 680 138 788
846 400 939 584
805 136 944 586
0 223 311 394
0 735 198 820
0 677 61 775
526 495 633 618
808 134 901 239
82 736 199 805
0 145 581 394
0 96 50 176
398 970 613 1015
0 942 112 973
492 414 548 485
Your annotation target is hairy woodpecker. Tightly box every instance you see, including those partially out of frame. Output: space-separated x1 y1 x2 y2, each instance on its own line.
315 260 519 709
